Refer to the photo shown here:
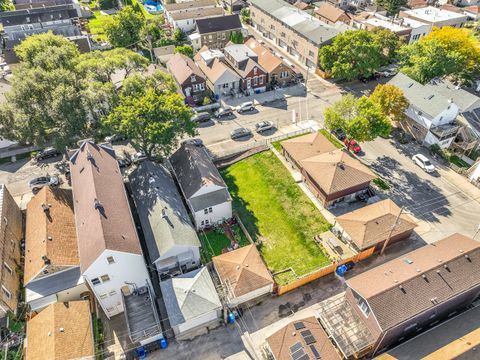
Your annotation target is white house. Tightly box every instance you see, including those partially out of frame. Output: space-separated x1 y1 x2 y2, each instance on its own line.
129 161 201 276
400 6 468 28
170 142 232 229
70 141 152 318
160 267 222 339
388 73 460 149
165 2 224 33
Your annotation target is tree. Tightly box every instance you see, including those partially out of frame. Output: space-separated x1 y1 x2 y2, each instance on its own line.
173 28 186 44
399 27 480 84
324 94 391 149
240 8 251 24
371 28 401 62
106 6 145 48
174 45 194 58
99 0 117 10
319 30 386 81
0 0 14 11
375 0 407 16
370 84 408 123
103 88 196 158
230 31 244 44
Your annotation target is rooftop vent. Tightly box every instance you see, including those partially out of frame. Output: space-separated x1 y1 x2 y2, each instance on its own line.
404 258 413 264
47 236 52 241
161 208 168 218
41 203 50 213
41 255 50 265
59 328 64 332
94 199 103 210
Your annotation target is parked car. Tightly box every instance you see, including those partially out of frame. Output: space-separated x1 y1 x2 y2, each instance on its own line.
34 147 62 161
117 156 131 169
28 176 59 192
183 138 203 146
214 106 233 118
132 152 147 164
192 111 212 123
230 128 252 140
105 134 127 143
331 128 346 141
412 153 435 173
236 101 255 113
255 121 274 133
345 139 362 154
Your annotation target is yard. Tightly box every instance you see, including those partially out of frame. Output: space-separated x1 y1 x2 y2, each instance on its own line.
222 151 331 285
199 224 250 262
87 11 114 42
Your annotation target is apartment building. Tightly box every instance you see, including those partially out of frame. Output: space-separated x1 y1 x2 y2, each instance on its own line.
400 6 468 28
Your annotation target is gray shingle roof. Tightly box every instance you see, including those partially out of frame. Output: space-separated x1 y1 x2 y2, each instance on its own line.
189 189 231 212
160 267 221 327
129 161 200 264
425 78 480 113
25 267 83 302
196 14 242 34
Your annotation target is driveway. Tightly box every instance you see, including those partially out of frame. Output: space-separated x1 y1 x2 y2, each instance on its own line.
360 135 480 244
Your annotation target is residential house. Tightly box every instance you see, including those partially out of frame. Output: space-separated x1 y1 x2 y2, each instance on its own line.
0 185 22 324
129 161 201 276
265 316 341 360
167 52 208 105
69 141 152 319
160 267 222 339
250 0 339 68
407 0 427 8
388 73 460 149
24 187 88 313
300 150 376 207
333 199 417 252
25 301 94 360
164 0 216 19
221 0 246 13
192 14 243 51
464 5 480 20
318 233 480 358
152 45 175 64
194 47 241 99
223 43 268 94
245 38 297 87
400 6 468 29
280 132 337 170
212 245 274 307
167 7 224 33
314 2 352 25
170 142 232 229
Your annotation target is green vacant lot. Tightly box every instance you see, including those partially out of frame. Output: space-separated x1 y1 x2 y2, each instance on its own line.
199 224 250 262
87 11 114 42
222 151 331 285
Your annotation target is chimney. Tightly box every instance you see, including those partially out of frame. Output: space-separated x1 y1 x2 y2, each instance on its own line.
87 150 93 161
41 255 50 265
94 199 103 210
161 208 168 218
42 203 50 213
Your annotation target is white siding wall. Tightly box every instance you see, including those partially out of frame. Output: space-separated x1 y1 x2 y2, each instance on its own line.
228 284 273 307
194 201 232 229
84 249 150 318
155 245 201 273
175 308 221 335
431 104 459 126
173 18 197 32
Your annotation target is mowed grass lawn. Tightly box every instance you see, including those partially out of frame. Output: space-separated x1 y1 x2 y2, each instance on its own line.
222 151 331 284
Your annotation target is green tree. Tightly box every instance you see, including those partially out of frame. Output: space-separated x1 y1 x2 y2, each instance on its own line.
106 6 145 48
103 88 196 158
174 45 194 58
375 0 407 16
399 27 480 84
0 0 14 11
230 31 244 44
324 94 391 149
173 28 186 44
319 30 386 81
120 70 177 97
372 28 401 62
99 0 117 10
240 8 251 24
370 84 408 123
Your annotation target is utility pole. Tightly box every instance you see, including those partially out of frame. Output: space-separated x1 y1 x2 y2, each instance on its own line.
380 206 405 255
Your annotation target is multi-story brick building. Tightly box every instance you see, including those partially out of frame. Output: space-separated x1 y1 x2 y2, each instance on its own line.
193 14 243 51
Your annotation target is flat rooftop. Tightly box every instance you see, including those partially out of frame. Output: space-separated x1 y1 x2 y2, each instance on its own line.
364 17 409 32
403 6 467 22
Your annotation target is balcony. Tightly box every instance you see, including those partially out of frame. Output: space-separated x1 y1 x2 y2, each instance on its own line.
430 123 460 141
122 283 162 343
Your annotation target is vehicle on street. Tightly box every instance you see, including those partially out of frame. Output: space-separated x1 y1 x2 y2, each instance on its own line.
255 121 274 133
345 139 362 154
412 153 435 173
132 152 147 164
183 138 203 146
191 111 212 123
236 101 255 113
28 176 59 192
230 128 252 140
331 128 346 141
34 147 62 161
105 134 127 143
214 106 233 118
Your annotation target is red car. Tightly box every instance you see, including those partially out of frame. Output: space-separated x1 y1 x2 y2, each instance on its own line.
344 139 362 154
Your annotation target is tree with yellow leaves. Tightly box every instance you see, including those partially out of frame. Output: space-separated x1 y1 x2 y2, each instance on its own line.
370 84 409 124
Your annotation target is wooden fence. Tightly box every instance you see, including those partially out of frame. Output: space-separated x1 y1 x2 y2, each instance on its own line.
276 246 375 295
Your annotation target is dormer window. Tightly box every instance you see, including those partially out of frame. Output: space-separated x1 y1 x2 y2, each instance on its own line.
253 68 257 75
191 75 196 82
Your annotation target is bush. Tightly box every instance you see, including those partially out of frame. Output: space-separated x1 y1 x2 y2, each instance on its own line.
99 0 116 9
373 177 390 190
202 96 211 106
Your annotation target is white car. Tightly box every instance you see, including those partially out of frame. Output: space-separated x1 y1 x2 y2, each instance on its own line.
255 121 274 133
412 154 435 173
236 101 255 113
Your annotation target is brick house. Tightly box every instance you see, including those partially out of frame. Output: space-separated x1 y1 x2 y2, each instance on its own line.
223 43 268 94
314 2 352 25
194 14 243 50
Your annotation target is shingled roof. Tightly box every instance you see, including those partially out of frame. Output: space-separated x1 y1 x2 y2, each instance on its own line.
336 199 417 250
281 132 338 163
300 150 375 195
70 141 142 272
347 233 480 330
213 245 273 298
196 14 242 34
167 53 205 87
24 187 79 284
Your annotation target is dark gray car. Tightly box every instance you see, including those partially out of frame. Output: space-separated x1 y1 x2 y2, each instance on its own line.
192 111 212 123
230 128 252 140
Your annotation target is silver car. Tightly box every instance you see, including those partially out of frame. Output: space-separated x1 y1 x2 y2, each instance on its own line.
255 121 274 133
236 101 255 113
28 176 59 192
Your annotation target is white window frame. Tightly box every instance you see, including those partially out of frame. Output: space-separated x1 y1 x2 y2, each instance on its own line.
3 262 13 275
253 76 258 86
246 78 251 88
1 286 11 300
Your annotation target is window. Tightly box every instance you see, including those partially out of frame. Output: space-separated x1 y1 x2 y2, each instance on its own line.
3 263 12 275
91 277 101 285
308 50 314 58
204 208 209 215
358 300 370 317
221 33 226 40
106 256 115 264
259 75 264 85
403 323 418 332
281 32 286 38
100 293 108 299
109 290 117 296
1 286 11 300
280 71 289 79
222 83 229 89
253 68 257 75
100 274 110 282
201 220 205 226
191 75 196 82
205 219 209 225
246 78 251 88
253 76 258 86
208 207 212 213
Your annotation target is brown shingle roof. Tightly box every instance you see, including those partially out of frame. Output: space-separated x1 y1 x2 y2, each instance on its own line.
266 316 341 360
336 199 417 250
164 0 215 12
465 5 480 14
194 50 239 84
26 301 94 360
281 132 338 163
244 38 284 74
170 6 223 21
315 3 351 23
300 150 375 195
212 244 274 298
70 142 142 273
167 53 205 86
347 234 480 330
24 187 79 284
